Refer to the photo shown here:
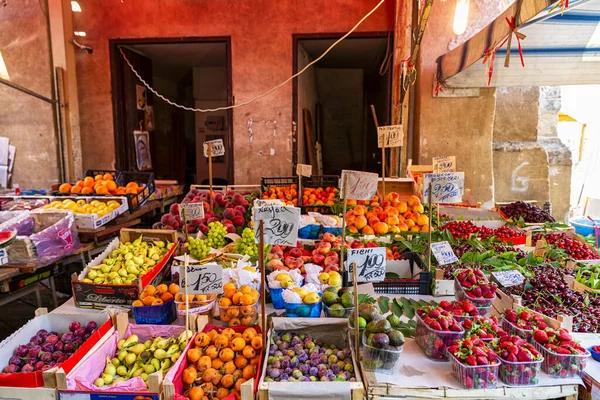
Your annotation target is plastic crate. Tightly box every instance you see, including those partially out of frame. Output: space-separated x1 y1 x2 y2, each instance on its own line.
84 169 120 181
533 342 590 378
118 171 156 213
415 313 464 361
270 287 285 310
301 175 340 189
298 224 320 239
372 253 431 295
501 319 534 341
261 176 299 192
284 300 322 318
323 304 354 318
449 353 500 389
499 357 543 386
133 299 177 325
361 331 403 374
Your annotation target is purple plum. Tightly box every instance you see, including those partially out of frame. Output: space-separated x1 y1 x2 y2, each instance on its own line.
54 342 64 351
272 361 281 369
309 366 318 376
69 321 81 332
63 343 75 353
36 329 49 339
281 360 290 369
269 368 280 378
34 361 46 371
331 364 340 374
298 353 308 363
284 367 292 375
318 368 328 378
45 335 59 345
84 321 97 333
280 373 289 381
41 343 55 353
3 365 19 373
9 356 23 367
29 335 43 345
52 351 64 360
290 356 299 368
319 354 328 363
28 345 41 358
26 358 38 366
15 345 29 357
21 364 34 373
274 351 283 357
56 356 67 364
300 364 310 375
61 333 74 343
40 352 53 363
74 328 86 338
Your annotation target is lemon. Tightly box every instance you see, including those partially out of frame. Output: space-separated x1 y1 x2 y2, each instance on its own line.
76 199 86 206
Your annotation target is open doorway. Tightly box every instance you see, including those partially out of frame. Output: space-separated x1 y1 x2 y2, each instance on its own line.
294 34 392 175
110 38 233 187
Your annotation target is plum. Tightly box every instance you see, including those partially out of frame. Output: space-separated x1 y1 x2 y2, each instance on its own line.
299 364 310 375
292 370 303 379
298 353 308 363
56 356 67 364
45 335 59 345
28 345 41 358
280 373 289 381
52 351 64 360
40 352 53 363
331 364 340 374
34 361 46 371
61 333 74 343
281 360 290 369
290 356 299 368
15 345 29 357
74 328 86 338
21 364 34 373
309 366 318 376
9 356 23 367
3 365 19 373
63 343 75 353
29 335 43 345
84 321 97 333
269 368 280 378
284 367 292 375
37 329 49 340
26 358 38 366
69 321 81 333
54 342 64 351
41 343 55 353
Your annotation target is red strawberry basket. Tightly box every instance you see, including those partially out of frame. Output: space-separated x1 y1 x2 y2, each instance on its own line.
532 341 590 378
448 352 499 389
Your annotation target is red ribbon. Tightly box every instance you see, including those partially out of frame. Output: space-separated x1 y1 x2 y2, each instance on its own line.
503 16 526 67
401 56 415 69
482 43 498 86
434 81 445 96
550 0 569 13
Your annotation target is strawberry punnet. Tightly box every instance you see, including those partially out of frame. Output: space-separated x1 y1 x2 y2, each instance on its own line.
448 337 499 389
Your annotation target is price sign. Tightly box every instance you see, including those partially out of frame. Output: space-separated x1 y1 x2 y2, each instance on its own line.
423 172 464 204
179 263 223 294
254 204 300 246
433 156 456 173
345 247 387 282
377 125 404 148
180 202 205 221
491 270 525 287
296 164 312 177
203 139 225 157
340 170 379 200
430 241 458 265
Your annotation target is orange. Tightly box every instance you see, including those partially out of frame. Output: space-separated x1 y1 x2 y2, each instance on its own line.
240 294 254 306
132 300 144 307
75 180 85 188
187 386 204 400
126 187 138 195
156 284 168 294
95 186 109 195
59 183 72 193
70 185 82 194
234 354 248 369
221 360 236 374
214 335 229 349
231 337 246 352
187 348 201 363
231 292 243 305
145 285 157 296
242 346 256 359
219 348 235 362
242 328 257 342
160 292 173 302
197 356 212 371
106 180 117 192
94 174 103 181
221 374 234 389
142 296 155 306
182 366 197 385
103 173 113 181
81 187 94 194
83 177 95 187
151 298 163 306
242 365 256 380
168 283 180 295
251 336 263 350
126 182 139 190
224 288 238 300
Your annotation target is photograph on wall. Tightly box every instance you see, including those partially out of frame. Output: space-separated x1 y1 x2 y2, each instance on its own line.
134 130 152 171
144 106 155 131
136 85 147 110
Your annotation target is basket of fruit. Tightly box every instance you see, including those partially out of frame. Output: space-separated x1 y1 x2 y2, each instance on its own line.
532 328 590 378
174 294 218 326
261 177 299 206
462 315 508 342
502 308 549 341
216 283 259 327
498 201 555 224
301 175 339 214
454 268 497 316
282 288 322 318
415 306 464 361
491 335 543 386
132 283 181 325
322 287 354 318
438 299 479 322
447 338 500 389
361 328 404 375
43 197 128 230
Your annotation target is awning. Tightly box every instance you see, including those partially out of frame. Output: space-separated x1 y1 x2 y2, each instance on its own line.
436 0 600 88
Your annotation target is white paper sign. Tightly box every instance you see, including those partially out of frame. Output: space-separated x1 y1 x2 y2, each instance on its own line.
203 139 225 157
179 263 223 294
491 270 525 287
254 204 300 246
423 172 465 204
340 170 379 200
377 125 404 148
345 247 387 282
180 202 205 221
433 156 456 173
296 164 312 177
430 241 458 265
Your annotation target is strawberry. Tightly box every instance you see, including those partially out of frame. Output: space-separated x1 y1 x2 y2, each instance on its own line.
472 346 486 357
519 310 531 321
557 329 572 342
554 347 571 355
429 321 441 331
506 353 518 362
465 355 477 366
476 356 489 365
517 350 533 362
533 330 549 344
439 300 451 309
429 309 440 319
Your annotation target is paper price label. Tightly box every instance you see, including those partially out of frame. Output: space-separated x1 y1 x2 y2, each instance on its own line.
296 164 312 177
430 241 458 265
254 204 300 246
340 170 379 200
345 247 387 282
433 156 456 173
377 125 403 148
179 263 223 294
203 139 225 157
423 172 465 204
491 270 525 287
180 202 205 221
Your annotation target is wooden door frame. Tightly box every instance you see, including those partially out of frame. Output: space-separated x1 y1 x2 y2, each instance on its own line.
291 32 394 173
109 36 234 183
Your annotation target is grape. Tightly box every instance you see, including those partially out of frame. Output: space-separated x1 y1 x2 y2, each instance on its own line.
234 228 258 256
186 222 228 260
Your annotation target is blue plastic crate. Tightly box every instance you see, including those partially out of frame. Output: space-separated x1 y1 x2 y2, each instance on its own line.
299 224 321 239
132 299 177 325
571 218 599 237
284 300 322 317
322 227 342 236
270 287 286 309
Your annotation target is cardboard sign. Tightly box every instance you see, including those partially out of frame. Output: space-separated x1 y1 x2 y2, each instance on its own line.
296 164 312 177
430 241 458 265
423 172 465 204
433 156 456 173
346 247 387 282
340 170 379 200
203 139 225 157
179 263 223 294
377 125 404 148
180 202 205 221
491 270 525 287
254 204 300 246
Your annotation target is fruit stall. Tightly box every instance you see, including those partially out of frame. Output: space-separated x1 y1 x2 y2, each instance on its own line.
0 168 599 400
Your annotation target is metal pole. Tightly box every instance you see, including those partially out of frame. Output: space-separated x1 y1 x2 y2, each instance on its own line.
259 221 267 342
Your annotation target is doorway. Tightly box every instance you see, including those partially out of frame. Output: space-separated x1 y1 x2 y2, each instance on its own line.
293 34 392 175
110 38 233 186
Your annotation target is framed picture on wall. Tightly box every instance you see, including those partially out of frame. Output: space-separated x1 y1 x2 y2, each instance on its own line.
136 85 147 110
145 106 155 131
134 130 152 171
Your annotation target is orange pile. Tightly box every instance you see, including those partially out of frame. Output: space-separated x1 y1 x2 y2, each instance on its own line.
261 185 298 206
175 293 217 311
58 173 144 196
183 327 262 400
217 283 259 327
346 193 431 235
132 283 179 307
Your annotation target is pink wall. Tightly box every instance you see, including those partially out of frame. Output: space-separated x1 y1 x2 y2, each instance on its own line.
73 0 394 184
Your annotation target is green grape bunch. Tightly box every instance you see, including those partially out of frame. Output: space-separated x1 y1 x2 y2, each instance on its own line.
185 236 210 260
185 221 228 260
234 227 258 256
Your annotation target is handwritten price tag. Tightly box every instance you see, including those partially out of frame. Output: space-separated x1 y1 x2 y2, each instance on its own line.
340 170 379 200
433 156 456 173
430 241 458 265
377 125 404 148
254 204 300 246
491 270 525 288
179 263 223 294
180 202 205 221
345 247 387 282
203 139 225 157
423 172 464 204
296 164 312 177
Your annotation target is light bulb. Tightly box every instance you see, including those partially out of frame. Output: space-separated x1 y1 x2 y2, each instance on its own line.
453 0 470 35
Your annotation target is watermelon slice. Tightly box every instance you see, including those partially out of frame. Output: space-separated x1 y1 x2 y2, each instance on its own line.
0 231 17 248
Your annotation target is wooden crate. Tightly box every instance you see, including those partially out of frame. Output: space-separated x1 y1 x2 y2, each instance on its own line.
433 269 454 296
377 178 417 202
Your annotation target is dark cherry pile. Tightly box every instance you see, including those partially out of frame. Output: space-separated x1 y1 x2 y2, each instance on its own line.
442 221 524 242
500 201 555 223
3 321 98 373
533 232 599 260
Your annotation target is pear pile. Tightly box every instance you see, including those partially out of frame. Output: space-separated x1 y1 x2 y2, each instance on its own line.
94 331 193 388
83 236 174 285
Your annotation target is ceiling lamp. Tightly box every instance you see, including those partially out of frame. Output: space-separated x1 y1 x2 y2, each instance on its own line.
453 0 470 35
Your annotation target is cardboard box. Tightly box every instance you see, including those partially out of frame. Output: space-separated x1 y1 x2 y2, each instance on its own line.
0 309 112 388
433 269 454 297
44 196 128 231
377 178 417 202
71 229 178 309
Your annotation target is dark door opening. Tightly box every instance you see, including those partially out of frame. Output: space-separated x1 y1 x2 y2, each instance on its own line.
110 38 233 187
293 34 392 176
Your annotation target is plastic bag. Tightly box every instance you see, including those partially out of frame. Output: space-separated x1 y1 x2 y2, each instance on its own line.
0 211 34 236
304 263 323 285
267 269 303 289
